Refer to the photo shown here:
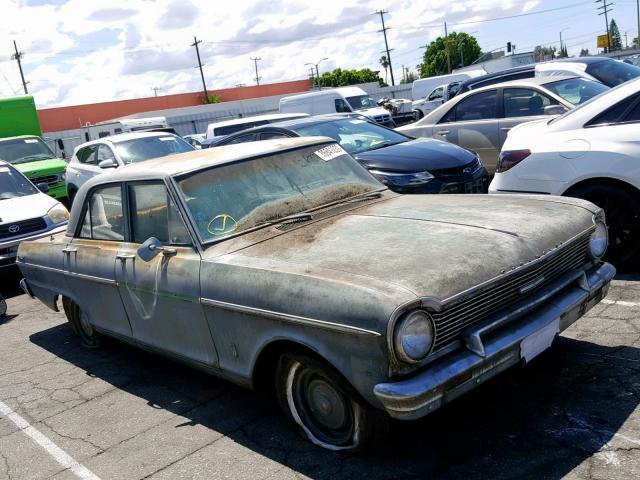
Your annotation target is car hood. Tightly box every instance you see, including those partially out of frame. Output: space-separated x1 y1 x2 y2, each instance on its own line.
353 138 477 172
229 194 598 301
0 192 57 223
11 158 67 176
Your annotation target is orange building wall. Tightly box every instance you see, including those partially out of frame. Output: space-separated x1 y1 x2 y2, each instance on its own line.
37 79 312 133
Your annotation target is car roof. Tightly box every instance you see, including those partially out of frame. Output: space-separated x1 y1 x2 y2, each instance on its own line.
544 56 609 65
466 75 582 93
67 137 335 236
74 132 179 151
206 113 308 129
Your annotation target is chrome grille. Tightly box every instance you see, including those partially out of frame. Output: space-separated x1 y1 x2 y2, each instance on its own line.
0 217 47 239
431 233 591 351
31 174 61 186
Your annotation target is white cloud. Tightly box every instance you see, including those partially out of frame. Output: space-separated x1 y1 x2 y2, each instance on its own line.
0 0 560 108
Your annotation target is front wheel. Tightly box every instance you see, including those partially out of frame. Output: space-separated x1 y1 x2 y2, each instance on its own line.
566 184 640 269
275 353 388 452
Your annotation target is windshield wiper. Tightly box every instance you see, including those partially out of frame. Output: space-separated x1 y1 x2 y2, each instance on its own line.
253 212 314 229
365 140 404 151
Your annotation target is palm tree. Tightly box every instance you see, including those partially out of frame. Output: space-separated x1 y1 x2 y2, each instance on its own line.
379 55 390 83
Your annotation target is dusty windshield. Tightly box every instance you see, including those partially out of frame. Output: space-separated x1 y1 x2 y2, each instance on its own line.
346 95 378 110
0 137 56 165
0 165 38 200
175 143 383 242
114 135 193 164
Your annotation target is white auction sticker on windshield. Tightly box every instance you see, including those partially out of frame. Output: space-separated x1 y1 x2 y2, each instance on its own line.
0 167 9 173
314 144 346 161
24 139 38 143
349 119 366 124
159 137 174 141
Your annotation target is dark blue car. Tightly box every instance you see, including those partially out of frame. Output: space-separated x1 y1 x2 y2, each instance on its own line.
207 114 489 194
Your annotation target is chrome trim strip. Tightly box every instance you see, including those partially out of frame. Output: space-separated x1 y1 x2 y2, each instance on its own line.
200 297 381 337
19 262 117 286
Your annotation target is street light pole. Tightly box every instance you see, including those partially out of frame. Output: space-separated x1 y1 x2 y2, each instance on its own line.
559 28 570 56
305 58 328 89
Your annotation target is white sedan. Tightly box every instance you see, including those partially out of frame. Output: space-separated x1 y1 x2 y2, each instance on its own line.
490 77 640 268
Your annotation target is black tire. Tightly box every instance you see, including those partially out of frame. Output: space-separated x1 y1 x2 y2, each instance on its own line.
0 295 6 318
62 297 101 348
566 184 640 269
275 352 388 452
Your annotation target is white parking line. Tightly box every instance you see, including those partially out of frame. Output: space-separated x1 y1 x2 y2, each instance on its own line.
0 401 101 480
601 299 640 308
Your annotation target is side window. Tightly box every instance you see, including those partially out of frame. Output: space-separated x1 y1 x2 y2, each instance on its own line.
503 88 556 118
223 134 256 145
129 183 191 245
78 185 125 241
428 87 444 101
96 145 116 162
335 99 351 113
260 132 289 140
76 146 97 165
587 93 640 126
444 90 498 122
622 101 640 122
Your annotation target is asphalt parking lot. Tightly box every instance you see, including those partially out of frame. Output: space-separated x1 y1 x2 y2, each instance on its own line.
1 268 639 480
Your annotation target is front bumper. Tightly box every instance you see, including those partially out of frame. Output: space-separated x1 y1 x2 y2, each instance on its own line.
0 224 67 268
45 182 68 200
374 262 616 420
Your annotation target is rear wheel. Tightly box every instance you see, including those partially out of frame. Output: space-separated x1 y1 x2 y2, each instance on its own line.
62 297 101 348
275 352 388 452
566 184 640 269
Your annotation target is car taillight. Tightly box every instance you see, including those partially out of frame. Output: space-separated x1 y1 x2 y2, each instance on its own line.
496 149 531 173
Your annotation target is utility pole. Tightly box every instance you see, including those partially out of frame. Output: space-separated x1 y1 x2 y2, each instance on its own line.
375 10 395 85
151 87 162 97
11 40 28 94
625 31 629 48
251 57 261 86
596 0 613 53
190 36 209 103
637 0 639 49
444 22 451 74
308 67 315 86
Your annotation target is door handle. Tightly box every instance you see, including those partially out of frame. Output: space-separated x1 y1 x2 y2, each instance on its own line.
62 247 77 254
116 253 136 262
437 130 450 136
500 127 512 131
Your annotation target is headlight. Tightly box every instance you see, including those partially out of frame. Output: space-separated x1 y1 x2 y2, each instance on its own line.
47 203 70 224
394 311 435 363
60 172 66 182
368 169 434 187
589 219 608 259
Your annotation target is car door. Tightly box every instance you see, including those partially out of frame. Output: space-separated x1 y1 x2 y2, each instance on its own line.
65 183 133 338
433 89 500 169
498 88 566 160
75 145 102 188
114 181 218 366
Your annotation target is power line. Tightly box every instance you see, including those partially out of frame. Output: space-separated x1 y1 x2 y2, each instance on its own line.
11 40 28 94
190 36 209 104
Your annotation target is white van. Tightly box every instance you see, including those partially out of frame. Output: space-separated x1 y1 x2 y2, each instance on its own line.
279 87 394 127
83 117 174 142
411 71 485 101
205 113 308 140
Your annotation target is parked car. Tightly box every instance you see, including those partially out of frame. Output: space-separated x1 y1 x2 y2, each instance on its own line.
0 160 68 269
65 132 194 203
18 137 614 451
412 81 463 119
490 77 640 268
279 87 395 127
208 114 489 194
397 77 609 173
411 70 485 100
204 113 308 142
455 57 640 97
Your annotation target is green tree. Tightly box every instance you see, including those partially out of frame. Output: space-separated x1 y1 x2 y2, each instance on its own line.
610 19 622 51
206 94 220 104
401 71 418 84
315 68 387 87
379 56 390 83
418 32 481 77
534 45 556 61
579 48 590 57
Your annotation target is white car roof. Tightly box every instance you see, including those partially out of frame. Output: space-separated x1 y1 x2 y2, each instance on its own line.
73 132 180 153
206 113 308 129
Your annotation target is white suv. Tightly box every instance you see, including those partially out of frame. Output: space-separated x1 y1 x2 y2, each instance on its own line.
66 132 193 203
0 161 68 269
490 77 640 268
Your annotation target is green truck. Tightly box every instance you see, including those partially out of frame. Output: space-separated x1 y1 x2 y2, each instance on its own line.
0 95 67 200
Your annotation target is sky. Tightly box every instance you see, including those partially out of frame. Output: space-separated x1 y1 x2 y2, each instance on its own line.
1 0 639 108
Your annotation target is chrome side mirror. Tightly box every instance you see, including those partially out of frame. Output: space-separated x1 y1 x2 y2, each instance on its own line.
137 237 177 262
99 159 118 169
36 182 49 193
544 105 567 116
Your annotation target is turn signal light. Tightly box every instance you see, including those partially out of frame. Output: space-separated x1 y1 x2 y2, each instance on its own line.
496 149 531 173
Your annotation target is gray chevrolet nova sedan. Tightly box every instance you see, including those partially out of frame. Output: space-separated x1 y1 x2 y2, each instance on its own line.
17 137 615 451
